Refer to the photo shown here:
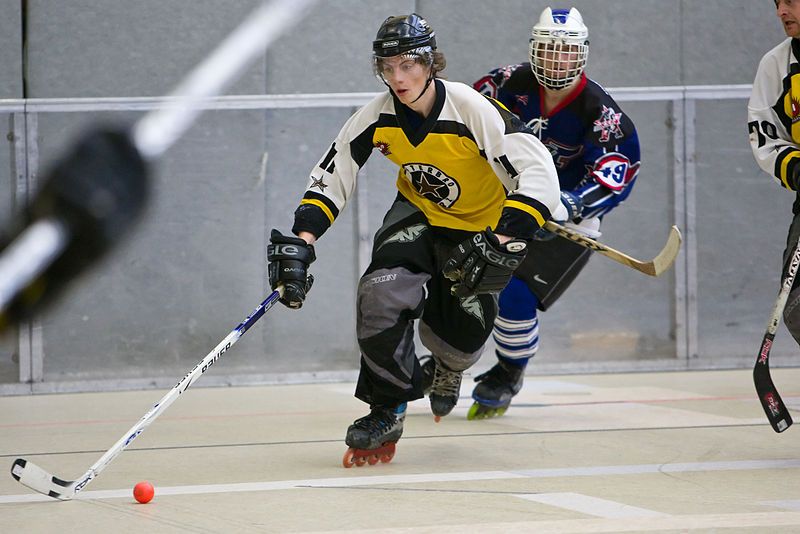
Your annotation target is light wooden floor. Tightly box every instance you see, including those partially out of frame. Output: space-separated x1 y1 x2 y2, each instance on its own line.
1 368 799 533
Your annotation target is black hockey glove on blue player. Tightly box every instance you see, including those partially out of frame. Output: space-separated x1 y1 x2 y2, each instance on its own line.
443 228 528 298
267 229 315 309
533 190 583 241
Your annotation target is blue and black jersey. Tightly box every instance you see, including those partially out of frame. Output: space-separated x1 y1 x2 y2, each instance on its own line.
475 63 640 220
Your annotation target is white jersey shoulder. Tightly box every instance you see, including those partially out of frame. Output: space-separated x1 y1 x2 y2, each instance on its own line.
748 37 800 189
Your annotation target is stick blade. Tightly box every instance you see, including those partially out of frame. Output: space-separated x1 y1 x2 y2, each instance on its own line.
10 458 76 500
753 370 794 433
753 335 794 433
650 225 682 276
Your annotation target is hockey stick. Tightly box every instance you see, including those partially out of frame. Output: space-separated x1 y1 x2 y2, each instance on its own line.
9 0 317 500
753 235 800 433
11 288 283 499
543 221 682 277
0 0 317 325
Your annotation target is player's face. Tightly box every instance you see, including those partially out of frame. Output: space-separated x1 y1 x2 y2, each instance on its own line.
378 55 431 105
777 0 800 38
537 43 581 80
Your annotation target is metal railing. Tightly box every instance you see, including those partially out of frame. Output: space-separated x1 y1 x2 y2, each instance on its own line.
0 84 755 392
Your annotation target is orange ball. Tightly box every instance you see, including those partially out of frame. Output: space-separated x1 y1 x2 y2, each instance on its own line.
133 481 155 504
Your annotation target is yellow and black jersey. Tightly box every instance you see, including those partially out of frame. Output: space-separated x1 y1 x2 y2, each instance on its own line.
749 37 800 193
292 78 562 239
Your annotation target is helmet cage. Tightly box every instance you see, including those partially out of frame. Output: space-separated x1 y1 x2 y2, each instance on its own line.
529 8 589 90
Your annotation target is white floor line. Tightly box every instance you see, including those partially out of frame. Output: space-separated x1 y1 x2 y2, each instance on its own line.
514 492 668 518
309 512 800 534
760 500 800 511
1 457 798 504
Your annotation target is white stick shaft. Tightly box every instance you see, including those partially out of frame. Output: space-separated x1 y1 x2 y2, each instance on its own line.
0 219 69 311
71 330 243 491
132 0 317 160
69 289 281 493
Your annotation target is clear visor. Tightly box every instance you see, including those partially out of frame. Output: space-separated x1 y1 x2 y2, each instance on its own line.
529 40 588 90
372 47 433 80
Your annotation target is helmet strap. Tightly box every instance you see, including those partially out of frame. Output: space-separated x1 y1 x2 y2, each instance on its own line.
409 71 435 104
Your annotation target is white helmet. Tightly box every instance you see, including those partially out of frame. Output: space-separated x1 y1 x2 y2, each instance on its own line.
529 7 589 90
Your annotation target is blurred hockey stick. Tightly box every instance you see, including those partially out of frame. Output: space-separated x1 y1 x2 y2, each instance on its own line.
753 235 799 433
0 0 317 328
8 0 317 499
543 221 682 277
11 288 284 500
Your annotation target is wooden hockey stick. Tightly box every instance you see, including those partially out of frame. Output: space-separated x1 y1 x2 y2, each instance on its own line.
753 235 800 433
543 221 682 277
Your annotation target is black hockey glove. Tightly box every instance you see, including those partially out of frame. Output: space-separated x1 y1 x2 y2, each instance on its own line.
267 229 315 309
793 165 800 191
442 228 528 298
534 190 583 241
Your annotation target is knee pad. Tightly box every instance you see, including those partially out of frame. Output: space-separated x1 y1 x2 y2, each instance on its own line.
357 267 429 340
418 321 483 371
783 287 800 345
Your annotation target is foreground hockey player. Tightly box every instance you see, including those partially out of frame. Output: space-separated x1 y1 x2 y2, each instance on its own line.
466 7 641 419
267 13 564 466
749 0 800 348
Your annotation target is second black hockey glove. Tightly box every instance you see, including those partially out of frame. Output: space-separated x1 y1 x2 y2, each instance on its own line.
267 229 315 309
442 228 528 298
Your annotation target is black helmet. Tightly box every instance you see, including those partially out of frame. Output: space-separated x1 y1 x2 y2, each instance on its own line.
372 13 436 58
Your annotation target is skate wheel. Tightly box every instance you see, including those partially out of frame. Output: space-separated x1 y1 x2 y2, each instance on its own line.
342 448 357 468
379 442 396 463
434 415 441 423
354 456 367 466
367 454 380 465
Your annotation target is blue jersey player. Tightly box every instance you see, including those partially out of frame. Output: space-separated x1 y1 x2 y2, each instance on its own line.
467 7 641 419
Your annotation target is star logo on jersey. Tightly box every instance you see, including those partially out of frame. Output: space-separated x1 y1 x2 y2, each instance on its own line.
593 105 624 143
403 163 461 208
374 140 392 156
459 296 485 329
377 223 427 250
310 176 328 192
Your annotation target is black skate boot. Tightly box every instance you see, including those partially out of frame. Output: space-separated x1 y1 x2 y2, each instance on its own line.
468 360 525 420
343 403 405 468
428 358 463 422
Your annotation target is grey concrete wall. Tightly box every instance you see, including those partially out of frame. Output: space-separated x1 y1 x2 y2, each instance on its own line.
0 112 18 383
24 0 265 98
0 0 22 98
0 1 794 384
